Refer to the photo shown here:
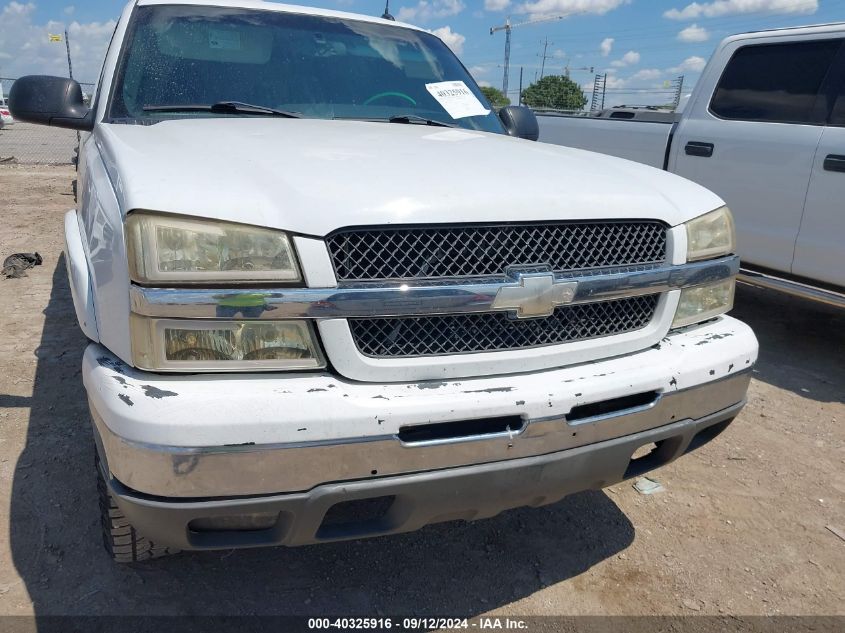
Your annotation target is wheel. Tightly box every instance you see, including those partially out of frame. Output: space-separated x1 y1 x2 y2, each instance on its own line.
96 453 179 563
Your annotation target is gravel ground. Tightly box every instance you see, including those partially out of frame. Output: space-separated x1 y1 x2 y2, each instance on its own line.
0 166 842 621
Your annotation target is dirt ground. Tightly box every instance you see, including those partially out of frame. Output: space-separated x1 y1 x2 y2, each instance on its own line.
0 165 842 621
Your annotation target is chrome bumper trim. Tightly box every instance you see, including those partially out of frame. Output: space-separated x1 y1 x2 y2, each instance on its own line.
129 255 739 320
92 370 751 498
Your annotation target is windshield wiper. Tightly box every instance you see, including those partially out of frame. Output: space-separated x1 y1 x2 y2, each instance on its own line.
387 114 458 128
143 101 302 118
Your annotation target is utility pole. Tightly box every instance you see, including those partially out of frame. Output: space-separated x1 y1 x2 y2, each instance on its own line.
538 38 553 80
65 28 74 79
518 66 524 105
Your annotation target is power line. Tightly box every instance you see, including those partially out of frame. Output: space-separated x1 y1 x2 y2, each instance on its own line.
501 0 840 44
476 1 845 68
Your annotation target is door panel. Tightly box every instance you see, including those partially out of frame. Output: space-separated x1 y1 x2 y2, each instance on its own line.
673 118 821 272
793 133 845 287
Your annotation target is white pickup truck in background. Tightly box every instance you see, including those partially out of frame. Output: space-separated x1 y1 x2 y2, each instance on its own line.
539 23 845 307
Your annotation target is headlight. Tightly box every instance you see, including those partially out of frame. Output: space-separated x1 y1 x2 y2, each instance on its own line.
126 212 301 284
686 206 736 262
130 316 325 372
672 279 735 329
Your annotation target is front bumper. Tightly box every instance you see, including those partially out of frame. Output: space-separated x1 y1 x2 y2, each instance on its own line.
108 403 743 550
85 315 757 499
88 315 756 550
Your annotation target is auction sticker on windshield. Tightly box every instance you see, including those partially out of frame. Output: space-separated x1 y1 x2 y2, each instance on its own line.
425 81 490 119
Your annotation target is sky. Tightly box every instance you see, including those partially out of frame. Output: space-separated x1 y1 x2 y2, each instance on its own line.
1 0 844 107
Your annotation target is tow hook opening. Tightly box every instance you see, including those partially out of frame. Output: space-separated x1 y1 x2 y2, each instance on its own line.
686 417 734 454
317 496 396 540
624 437 682 479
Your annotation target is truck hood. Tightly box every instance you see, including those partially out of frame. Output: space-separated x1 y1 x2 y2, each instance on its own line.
97 118 723 235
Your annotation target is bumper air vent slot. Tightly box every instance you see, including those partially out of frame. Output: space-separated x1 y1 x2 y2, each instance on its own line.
567 391 660 423
398 416 525 445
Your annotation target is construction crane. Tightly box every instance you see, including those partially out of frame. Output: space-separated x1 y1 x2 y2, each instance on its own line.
490 12 576 97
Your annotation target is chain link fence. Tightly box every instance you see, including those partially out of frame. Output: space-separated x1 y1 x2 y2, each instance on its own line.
496 72 686 115
0 78 95 166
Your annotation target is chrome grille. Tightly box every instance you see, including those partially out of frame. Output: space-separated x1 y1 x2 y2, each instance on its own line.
349 295 659 357
327 222 667 281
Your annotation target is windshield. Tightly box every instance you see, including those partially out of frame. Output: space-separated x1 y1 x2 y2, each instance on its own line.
109 5 504 133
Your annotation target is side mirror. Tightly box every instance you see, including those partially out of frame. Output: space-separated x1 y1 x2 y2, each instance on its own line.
9 75 94 131
498 105 539 141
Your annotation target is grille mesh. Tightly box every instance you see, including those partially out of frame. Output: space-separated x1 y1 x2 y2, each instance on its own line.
327 222 666 281
349 295 659 357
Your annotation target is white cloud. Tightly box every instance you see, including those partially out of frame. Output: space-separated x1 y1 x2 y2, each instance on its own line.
610 50 640 67
599 37 614 57
669 55 707 73
431 25 466 55
631 68 662 81
604 74 631 90
589 58 703 95
397 0 465 23
598 68 661 91
516 0 630 20
664 0 817 21
484 0 511 10
677 23 709 41
0 2 116 82
63 5 74 15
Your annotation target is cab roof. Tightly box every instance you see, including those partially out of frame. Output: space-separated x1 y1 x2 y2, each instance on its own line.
135 0 424 32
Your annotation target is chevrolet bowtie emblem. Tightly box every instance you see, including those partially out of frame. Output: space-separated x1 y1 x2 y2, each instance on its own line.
492 273 579 319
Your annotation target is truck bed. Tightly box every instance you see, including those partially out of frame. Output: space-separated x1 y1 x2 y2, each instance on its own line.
537 113 674 169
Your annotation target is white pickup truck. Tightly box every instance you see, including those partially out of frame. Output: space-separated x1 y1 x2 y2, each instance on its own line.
539 23 845 307
11 0 757 563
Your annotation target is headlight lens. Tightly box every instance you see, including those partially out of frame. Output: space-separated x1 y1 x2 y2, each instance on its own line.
130 316 325 371
686 206 736 262
672 279 735 329
126 212 301 284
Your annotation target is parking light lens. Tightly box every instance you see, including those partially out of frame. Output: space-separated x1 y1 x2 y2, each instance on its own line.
130 316 325 372
672 279 735 329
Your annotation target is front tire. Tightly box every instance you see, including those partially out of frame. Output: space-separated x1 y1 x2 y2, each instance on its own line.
96 454 179 563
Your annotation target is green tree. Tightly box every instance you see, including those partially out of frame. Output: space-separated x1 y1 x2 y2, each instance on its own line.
479 85 510 108
521 75 587 111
